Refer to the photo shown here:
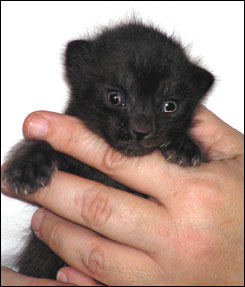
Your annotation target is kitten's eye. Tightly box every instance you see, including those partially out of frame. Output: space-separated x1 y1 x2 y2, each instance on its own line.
162 101 178 113
108 92 125 107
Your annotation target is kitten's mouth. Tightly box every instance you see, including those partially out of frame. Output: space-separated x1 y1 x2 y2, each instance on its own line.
139 138 162 149
112 134 165 156
139 141 158 148
121 143 155 156
117 139 161 156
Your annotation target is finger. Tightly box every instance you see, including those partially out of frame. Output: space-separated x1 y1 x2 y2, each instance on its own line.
57 267 104 286
25 172 167 254
33 209 163 286
21 110 212 199
1 266 74 286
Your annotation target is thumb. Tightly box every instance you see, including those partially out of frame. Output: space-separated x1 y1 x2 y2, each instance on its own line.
191 106 244 162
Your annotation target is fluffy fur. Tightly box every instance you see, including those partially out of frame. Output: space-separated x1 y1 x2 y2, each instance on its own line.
3 21 214 279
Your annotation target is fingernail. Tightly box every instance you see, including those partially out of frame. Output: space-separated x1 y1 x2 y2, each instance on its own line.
27 114 49 138
57 271 68 283
32 208 45 234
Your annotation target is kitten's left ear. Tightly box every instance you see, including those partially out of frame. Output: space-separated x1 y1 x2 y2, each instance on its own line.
189 64 215 96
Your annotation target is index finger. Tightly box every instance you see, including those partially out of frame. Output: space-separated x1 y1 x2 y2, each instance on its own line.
23 111 173 198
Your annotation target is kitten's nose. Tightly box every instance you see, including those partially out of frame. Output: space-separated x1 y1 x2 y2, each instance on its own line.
129 115 153 139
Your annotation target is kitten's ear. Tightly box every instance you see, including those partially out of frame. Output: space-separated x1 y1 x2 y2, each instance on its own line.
189 64 215 96
65 40 92 67
65 40 93 85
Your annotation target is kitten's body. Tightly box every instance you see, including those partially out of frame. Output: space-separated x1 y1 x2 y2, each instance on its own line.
4 21 214 279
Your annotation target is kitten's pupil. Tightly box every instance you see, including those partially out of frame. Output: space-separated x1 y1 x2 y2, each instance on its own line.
162 101 178 113
111 94 119 105
108 92 125 106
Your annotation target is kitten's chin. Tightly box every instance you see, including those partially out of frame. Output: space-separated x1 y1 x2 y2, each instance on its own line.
117 143 155 157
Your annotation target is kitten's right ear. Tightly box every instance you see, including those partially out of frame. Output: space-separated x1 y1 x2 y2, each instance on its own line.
65 40 92 85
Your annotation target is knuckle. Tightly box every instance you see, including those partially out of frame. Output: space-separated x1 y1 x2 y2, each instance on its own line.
46 220 63 251
78 184 113 228
169 220 211 263
101 146 128 174
56 120 82 152
82 240 106 277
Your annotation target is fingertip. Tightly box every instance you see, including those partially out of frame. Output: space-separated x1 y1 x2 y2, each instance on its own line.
23 111 38 136
57 270 68 283
57 267 103 286
22 111 50 139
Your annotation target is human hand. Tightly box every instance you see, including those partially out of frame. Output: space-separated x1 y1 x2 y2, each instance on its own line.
1 266 75 286
2 106 244 286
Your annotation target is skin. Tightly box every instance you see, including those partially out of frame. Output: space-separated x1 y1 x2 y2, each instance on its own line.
1 106 244 286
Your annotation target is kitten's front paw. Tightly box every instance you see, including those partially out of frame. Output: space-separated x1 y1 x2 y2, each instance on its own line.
161 137 205 167
3 140 57 195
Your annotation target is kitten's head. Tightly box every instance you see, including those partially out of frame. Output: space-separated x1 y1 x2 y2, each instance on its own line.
65 22 214 156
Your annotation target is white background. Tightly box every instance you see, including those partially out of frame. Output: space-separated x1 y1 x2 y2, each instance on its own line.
1 1 244 271
1 1 244 164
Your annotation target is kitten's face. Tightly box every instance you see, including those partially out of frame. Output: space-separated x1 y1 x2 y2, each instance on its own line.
65 23 214 156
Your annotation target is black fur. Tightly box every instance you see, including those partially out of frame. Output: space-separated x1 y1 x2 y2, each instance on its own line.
3 21 214 279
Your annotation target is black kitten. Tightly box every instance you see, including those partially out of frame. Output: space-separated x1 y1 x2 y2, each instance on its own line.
3 21 214 279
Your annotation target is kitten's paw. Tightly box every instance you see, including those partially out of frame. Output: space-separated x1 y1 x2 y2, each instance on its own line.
3 140 57 195
161 137 205 167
